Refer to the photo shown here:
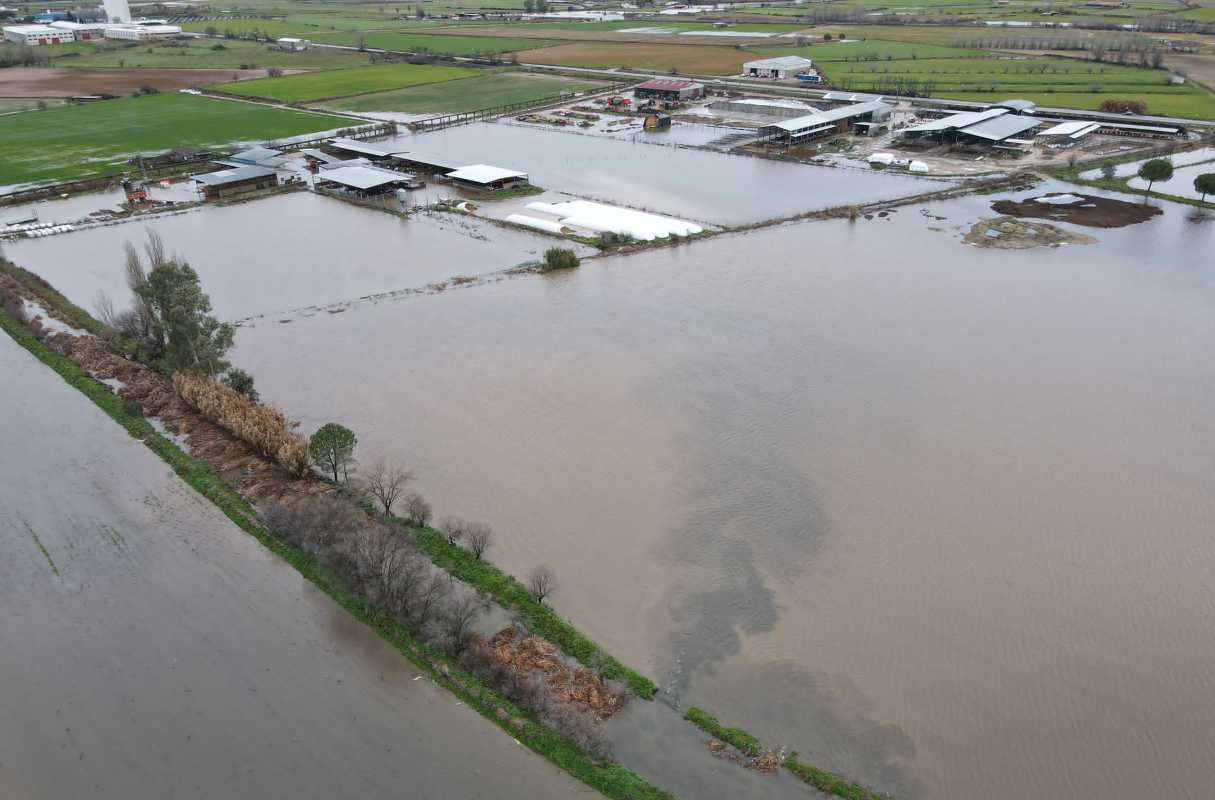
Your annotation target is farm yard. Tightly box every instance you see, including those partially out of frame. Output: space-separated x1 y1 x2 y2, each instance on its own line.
321 71 610 114
0 93 344 187
213 62 479 103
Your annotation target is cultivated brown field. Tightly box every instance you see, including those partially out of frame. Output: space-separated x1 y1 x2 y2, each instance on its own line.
515 42 750 75
0 67 261 97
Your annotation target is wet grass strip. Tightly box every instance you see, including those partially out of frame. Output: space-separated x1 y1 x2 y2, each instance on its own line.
683 707 762 756
0 303 673 800
393 518 659 699
686 705 883 800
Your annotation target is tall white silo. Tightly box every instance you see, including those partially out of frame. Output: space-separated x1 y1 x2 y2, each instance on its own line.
102 0 131 23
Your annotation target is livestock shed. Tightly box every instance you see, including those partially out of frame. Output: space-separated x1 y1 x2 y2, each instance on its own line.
326 138 398 161
49 20 108 40
900 108 1041 148
1095 121 1184 139
743 56 813 80
216 146 286 169
993 98 1038 115
387 153 462 175
316 165 416 197
1035 120 1100 148
761 100 892 144
103 24 182 40
194 165 278 201
447 165 529 191
634 79 704 102
821 92 883 104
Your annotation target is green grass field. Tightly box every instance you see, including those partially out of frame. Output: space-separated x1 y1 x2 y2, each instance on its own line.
944 90 1215 119
309 30 555 54
179 16 447 37
50 38 372 70
322 71 608 113
0 94 346 188
214 62 479 102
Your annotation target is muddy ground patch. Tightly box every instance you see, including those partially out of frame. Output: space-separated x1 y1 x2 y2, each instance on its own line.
992 192 1161 228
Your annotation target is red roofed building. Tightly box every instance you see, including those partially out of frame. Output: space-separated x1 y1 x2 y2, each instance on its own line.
634 79 704 102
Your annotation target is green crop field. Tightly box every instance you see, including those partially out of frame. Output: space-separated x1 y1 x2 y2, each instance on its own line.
309 30 556 54
322 72 609 113
214 62 479 102
945 90 1215 119
49 38 372 70
179 16 446 37
0 94 346 188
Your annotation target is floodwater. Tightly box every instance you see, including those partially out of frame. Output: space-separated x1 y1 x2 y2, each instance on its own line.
1128 159 1215 200
225 185 1215 799
5 191 585 321
0 333 588 799
387 121 950 224
1080 146 1215 179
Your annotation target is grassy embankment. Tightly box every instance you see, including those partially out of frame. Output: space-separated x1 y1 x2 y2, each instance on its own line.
684 705 882 800
0 261 669 800
0 93 347 187
1055 150 1215 210
213 62 479 103
323 71 609 113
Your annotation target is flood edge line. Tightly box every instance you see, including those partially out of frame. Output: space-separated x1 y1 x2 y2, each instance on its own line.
0 305 674 800
684 705 887 800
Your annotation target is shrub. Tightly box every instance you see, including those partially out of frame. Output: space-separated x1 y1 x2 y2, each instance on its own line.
540 247 580 273
173 372 310 476
221 367 258 403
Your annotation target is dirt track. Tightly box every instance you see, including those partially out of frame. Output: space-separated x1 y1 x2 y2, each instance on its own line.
0 67 261 97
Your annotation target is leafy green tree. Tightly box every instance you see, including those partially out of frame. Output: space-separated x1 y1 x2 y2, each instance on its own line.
119 232 233 375
1100 162 1117 181
1194 173 1215 206
222 368 259 403
310 423 357 483
1137 158 1173 203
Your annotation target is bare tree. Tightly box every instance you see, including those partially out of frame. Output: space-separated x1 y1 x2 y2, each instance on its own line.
439 593 484 654
528 565 556 603
403 492 432 526
412 573 450 628
465 521 494 560
439 515 465 545
361 458 414 516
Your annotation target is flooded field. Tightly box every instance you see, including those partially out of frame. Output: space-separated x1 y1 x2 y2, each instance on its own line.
219 185 1215 800
0 334 585 799
1080 146 1215 179
6 192 581 321
1128 159 1215 200
389 121 950 224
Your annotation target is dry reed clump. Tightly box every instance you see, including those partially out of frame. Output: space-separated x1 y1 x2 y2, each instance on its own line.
478 626 630 719
172 372 311 477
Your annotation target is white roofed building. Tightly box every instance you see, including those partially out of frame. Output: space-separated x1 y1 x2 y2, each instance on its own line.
3 24 74 44
1035 120 1100 147
447 165 529 191
743 55 813 80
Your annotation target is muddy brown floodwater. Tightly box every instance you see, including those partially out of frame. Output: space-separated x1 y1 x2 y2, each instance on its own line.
226 183 1215 800
0 334 589 799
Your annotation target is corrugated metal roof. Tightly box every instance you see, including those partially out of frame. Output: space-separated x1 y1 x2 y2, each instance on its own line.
960 114 1042 141
448 164 528 184
903 108 1008 134
194 165 278 186
636 79 702 91
319 165 409 190
766 100 890 133
822 92 882 103
327 137 394 158
1037 121 1100 138
744 55 813 70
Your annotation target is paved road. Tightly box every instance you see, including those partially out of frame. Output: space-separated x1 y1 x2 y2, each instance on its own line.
0 333 590 800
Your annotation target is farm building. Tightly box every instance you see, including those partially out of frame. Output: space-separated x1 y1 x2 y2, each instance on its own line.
48 20 108 40
276 37 311 51
326 137 398 161
761 100 892 144
1035 120 1100 148
644 112 672 131
822 92 883 104
316 165 417 197
709 97 820 119
633 79 704 102
389 152 463 175
194 165 278 201
900 108 1042 149
743 55 813 80
447 165 529 191
1095 121 1184 139
993 98 1038 115
3 24 74 45
215 146 286 169
103 24 182 40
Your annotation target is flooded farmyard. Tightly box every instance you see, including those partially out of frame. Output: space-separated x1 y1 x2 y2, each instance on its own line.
6 114 1215 800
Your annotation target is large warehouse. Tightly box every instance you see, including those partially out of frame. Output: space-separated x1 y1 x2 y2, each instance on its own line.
2 24 74 44
743 56 814 80
633 79 704 102
760 100 892 144
900 108 1043 149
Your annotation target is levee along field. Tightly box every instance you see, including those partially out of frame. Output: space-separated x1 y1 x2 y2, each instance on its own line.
0 94 347 188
